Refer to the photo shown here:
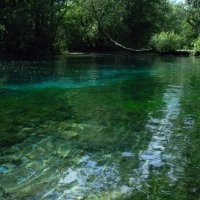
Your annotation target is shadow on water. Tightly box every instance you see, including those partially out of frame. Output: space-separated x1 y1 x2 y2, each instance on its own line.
0 55 200 199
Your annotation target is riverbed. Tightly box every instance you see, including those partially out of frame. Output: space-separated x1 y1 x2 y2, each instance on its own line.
0 54 200 200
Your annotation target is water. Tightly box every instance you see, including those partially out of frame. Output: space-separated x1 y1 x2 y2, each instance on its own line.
0 54 200 200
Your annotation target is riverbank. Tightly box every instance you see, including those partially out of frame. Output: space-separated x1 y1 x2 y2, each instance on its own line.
0 50 200 61
158 50 200 56
66 50 200 57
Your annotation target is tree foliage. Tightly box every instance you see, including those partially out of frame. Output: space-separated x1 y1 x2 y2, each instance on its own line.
0 0 200 55
0 0 68 55
193 36 200 53
186 0 200 36
150 32 182 52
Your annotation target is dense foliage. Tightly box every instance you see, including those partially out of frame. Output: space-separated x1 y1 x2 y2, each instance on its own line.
0 0 200 55
150 32 182 52
193 36 200 53
0 0 68 55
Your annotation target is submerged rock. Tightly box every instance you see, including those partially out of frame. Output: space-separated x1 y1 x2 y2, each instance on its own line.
79 155 90 163
60 130 78 140
56 145 70 158
26 152 36 160
122 152 135 157
59 169 78 185
0 166 9 174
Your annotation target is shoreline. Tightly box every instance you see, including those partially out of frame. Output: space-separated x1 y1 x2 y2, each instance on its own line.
0 50 199 60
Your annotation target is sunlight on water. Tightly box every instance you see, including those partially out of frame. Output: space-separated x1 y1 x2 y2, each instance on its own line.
131 86 182 189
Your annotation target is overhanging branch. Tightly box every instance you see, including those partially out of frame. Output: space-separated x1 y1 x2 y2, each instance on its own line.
102 30 152 53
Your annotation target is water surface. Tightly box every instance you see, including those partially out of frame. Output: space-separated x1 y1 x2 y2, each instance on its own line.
0 54 200 200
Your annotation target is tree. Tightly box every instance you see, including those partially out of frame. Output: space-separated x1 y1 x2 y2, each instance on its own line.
78 0 128 50
124 0 171 47
30 0 68 54
186 0 200 36
0 0 68 55
68 0 168 51
1 0 195 55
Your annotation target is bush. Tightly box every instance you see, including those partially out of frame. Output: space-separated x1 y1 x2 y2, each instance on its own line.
193 36 200 53
150 32 182 53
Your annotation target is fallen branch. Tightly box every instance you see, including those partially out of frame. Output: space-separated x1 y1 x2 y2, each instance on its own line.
102 31 152 53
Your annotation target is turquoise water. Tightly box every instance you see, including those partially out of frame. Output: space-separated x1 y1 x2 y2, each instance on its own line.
0 55 200 200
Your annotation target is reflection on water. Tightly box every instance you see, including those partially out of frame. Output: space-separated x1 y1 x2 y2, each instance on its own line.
131 85 182 190
1 55 200 200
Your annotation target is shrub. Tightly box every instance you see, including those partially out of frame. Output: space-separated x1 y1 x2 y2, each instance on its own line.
193 36 200 53
150 32 182 53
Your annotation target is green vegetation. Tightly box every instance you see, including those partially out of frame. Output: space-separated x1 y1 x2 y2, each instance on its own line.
193 36 200 53
150 32 183 52
0 0 200 55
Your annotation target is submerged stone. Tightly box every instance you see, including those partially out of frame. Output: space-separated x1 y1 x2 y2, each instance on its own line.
57 145 70 158
120 185 132 195
0 166 9 174
61 130 78 140
122 152 135 157
59 169 78 185
140 150 161 161
79 155 90 163
26 153 36 160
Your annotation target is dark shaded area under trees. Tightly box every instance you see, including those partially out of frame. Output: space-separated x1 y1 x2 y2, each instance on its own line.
0 0 200 56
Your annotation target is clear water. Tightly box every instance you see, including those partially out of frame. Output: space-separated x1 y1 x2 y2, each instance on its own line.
0 54 200 200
